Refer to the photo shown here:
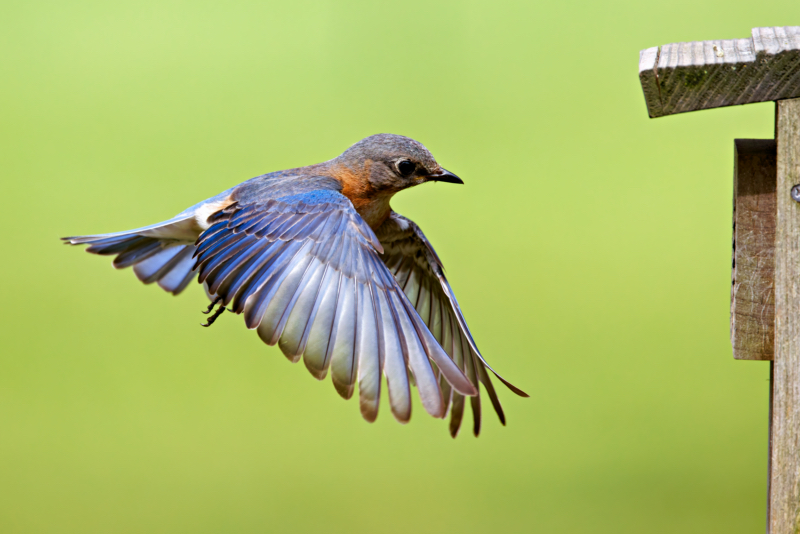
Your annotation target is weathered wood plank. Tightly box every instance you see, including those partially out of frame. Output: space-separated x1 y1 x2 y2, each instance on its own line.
638 47 661 116
731 139 776 361
770 97 800 534
639 27 800 118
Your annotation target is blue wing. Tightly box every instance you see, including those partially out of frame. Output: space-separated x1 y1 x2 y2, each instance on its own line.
376 212 528 437
193 188 477 423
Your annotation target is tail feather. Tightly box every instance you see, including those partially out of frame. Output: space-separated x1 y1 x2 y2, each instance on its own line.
85 235 152 256
113 240 165 268
134 246 186 283
157 253 196 295
64 231 198 296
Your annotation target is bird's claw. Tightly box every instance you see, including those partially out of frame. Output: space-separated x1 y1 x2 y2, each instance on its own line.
201 298 227 327
202 297 222 314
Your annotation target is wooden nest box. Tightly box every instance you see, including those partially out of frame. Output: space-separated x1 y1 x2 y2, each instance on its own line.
638 26 800 534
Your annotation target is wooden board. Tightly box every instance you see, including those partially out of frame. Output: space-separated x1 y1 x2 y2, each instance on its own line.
639 27 800 118
731 139 776 360
770 97 800 534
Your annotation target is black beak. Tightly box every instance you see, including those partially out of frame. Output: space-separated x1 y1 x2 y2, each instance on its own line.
427 168 464 184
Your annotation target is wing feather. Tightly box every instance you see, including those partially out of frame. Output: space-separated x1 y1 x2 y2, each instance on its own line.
376 280 411 423
294 266 337 376
203 238 263 293
464 341 482 437
478 364 505 426
235 240 305 317
391 290 443 418
329 275 357 399
245 241 313 329
375 212 527 437
279 263 330 361
356 278 382 421
257 254 321 351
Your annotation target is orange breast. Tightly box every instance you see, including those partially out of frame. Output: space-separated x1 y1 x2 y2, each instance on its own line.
331 161 393 229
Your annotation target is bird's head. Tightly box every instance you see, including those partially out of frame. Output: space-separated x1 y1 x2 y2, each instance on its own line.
333 134 462 194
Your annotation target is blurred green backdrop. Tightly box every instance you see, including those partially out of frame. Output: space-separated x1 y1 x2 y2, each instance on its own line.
0 0 790 532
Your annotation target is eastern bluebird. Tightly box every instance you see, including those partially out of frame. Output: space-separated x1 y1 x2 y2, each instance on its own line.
64 134 527 437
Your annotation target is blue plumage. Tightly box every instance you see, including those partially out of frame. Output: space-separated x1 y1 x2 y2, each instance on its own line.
276 189 343 205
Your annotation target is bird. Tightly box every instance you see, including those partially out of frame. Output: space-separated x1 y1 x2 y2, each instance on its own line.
63 133 527 437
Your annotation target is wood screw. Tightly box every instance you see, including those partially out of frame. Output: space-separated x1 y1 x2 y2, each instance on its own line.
791 184 800 203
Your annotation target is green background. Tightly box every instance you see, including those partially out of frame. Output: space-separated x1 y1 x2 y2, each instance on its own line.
0 1 790 532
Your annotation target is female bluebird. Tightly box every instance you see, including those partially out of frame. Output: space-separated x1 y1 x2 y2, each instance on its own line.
64 134 527 437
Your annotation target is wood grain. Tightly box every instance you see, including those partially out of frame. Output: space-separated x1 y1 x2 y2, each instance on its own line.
770 97 800 534
639 27 800 118
731 139 776 361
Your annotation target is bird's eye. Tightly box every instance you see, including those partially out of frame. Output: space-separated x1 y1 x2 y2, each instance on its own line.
397 160 416 177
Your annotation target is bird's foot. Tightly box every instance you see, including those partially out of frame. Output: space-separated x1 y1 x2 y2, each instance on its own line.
202 296 222 314
201 298 227 327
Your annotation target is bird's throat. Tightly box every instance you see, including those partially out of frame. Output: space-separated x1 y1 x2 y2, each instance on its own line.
349 194 393 229
332 163 394 229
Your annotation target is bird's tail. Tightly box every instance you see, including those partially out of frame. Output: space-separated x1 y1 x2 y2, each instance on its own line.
63 232 197 295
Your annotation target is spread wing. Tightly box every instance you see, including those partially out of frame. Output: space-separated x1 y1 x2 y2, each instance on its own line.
193 188 477 424
376 212 528 437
